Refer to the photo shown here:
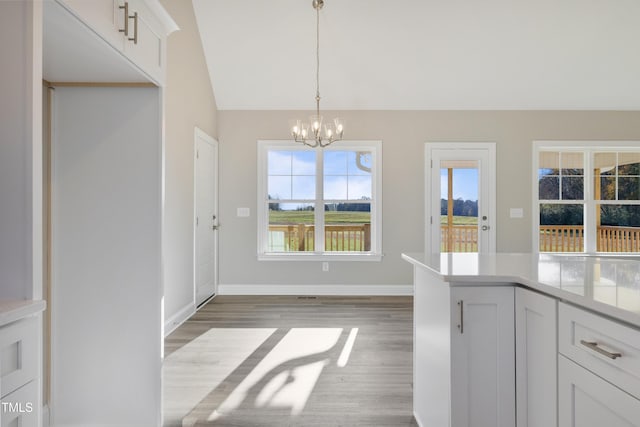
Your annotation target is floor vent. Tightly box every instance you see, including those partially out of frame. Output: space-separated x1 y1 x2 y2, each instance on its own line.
297 296 318 300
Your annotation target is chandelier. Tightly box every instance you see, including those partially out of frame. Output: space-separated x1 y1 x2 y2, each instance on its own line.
290 0 344 148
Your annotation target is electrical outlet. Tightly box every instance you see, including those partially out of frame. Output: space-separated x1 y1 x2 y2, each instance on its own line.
322 262 329 272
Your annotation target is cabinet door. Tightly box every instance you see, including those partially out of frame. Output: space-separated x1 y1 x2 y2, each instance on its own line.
559 355 640 427
123 0 165 84
450 286 515 427
57 0 125 50
516 288 557 427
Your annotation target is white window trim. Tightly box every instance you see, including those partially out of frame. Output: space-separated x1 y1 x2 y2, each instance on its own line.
257 140 383 261
532 140 640 254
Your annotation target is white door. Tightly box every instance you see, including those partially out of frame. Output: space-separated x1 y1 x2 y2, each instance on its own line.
194 128 218 307
425 143 496 254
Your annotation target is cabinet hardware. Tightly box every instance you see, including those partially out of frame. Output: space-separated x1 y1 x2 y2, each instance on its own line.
580 340 622 360
457 300 464 334
128 11 138 44
119 2 129 36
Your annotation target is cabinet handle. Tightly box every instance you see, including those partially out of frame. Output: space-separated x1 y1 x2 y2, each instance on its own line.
118 2 129 36
457 300 464 334
580 340 622 360
128 11 138 44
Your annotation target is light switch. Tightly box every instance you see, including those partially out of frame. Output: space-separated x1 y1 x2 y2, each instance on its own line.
237 207 250 217
510 208 524 218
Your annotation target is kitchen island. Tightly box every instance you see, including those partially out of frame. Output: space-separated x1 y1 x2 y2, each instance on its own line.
403 252 640 427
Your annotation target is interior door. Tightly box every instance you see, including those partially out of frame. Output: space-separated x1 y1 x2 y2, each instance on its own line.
194 128 218 307
426 143 496 254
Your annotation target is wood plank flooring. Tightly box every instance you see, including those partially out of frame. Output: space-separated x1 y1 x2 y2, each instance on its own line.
163 295 416 426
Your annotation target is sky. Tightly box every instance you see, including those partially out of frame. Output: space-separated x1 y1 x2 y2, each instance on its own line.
268 150 372 206
440 168 478 201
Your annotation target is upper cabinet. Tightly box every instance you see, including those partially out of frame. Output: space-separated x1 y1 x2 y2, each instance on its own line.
50 0 177 85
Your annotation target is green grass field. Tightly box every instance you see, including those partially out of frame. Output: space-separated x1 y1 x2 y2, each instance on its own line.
269 210 370 224
440 215 478 225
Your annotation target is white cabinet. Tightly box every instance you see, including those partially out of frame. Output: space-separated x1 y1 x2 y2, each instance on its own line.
0 316 41 427
57 0 125 50
54 0 174 84
515 288 557 427
450 286 515 427
559 355 640 427
558 302 640 427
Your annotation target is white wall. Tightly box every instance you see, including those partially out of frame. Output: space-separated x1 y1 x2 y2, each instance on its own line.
218 110 640 290
51 87 162 426
160 0 218 330
0 1 42 300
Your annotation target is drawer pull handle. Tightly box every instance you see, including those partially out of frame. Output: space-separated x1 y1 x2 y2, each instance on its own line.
580 340 622 360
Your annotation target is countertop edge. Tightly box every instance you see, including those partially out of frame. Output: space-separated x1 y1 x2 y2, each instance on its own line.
0 299 46 327
402 253 640 329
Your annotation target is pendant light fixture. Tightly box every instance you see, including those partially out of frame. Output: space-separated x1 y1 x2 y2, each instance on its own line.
290 0 344 147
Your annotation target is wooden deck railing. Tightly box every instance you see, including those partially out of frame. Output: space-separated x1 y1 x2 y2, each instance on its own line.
539 225 640 252
268 224 371 252
440 225 478 252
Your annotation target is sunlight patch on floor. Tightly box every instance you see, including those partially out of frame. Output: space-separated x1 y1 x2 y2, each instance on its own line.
162 328 276 423
209 328 343 420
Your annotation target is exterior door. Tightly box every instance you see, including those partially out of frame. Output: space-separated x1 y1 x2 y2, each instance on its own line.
194 128 218 307
425 143 496 254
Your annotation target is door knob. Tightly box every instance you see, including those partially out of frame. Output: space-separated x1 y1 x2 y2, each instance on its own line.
482 225 490 231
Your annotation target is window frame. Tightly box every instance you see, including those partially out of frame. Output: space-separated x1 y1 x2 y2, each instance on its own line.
532 141 640 254
257 140 383 261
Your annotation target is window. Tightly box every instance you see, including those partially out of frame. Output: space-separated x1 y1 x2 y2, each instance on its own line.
534 142 640 253
258 140 382 260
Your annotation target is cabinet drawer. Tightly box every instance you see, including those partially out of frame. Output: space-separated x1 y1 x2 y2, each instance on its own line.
559 302 640 399
558 355 640 427
0 317 38 398
0 380 39 427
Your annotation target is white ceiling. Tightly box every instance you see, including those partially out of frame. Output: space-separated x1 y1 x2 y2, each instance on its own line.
193 0 640 111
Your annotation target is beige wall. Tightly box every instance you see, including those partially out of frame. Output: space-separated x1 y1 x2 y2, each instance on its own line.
160 0 218 322
218 110 640 288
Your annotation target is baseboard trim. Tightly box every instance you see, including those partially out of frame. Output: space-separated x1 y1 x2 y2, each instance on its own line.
217 283 413 296
164 302 195 337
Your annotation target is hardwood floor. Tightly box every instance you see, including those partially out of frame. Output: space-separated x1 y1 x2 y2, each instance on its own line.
163 295 416 426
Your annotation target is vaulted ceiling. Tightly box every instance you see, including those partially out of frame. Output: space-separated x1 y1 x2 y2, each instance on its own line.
193 0 640 110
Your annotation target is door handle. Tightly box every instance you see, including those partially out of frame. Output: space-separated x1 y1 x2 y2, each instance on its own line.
119 2 129 36
482 225 490 231
212 224 220 231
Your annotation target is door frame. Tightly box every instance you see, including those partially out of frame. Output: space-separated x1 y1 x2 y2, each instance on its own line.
193 127 219 307
424 142 497 255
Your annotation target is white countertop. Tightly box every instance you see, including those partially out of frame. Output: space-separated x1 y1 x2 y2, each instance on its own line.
402 252 640 328
0 299 46 327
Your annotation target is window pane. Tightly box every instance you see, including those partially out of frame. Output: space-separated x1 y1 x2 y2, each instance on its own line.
268 176 291 200
618 177 640 200
539 204 584 252
324 203 371 252
324 151 348 175
598 176 616 201
348 151 373 175
268 203 314 252
594 152 617 176
562 177 584 200
268 151 292 175
324 176 347 200
539 152 559 171
348 176 372 200
324 150 373 201
618 153 640 176
291 151 316 174
597 205 640 252
539 176 559 200
561 152 583 175
292 176 315 199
